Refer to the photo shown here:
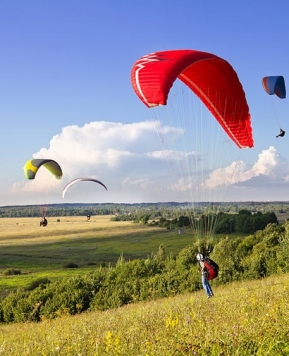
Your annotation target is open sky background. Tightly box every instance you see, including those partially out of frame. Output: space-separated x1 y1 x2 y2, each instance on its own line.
1 0 289 206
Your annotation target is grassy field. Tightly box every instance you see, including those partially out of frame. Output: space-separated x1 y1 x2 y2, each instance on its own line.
0 273 288 355
0 216 288 354
0 215 199 293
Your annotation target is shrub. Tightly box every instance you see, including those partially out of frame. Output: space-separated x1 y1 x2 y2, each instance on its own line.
25 278 51 291
63 262 79 269
3 269 21 276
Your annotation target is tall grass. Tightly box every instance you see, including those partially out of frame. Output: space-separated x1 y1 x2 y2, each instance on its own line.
0 273 288 355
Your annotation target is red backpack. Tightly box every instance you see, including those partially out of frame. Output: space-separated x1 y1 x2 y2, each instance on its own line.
203 257 219 280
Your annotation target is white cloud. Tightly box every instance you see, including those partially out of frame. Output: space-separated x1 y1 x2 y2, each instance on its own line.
7 121 289 204
204 146 289 190
251 146 288 177
9 121 186 203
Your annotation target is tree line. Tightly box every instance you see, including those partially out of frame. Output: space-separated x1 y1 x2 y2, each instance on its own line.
1 201 289 219
112 209 279 235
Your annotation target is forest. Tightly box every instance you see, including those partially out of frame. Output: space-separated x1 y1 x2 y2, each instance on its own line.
1 201 289 220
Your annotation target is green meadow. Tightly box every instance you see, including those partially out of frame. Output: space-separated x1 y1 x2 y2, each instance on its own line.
1 216 288 355
0 274 288 355
0 216 196 293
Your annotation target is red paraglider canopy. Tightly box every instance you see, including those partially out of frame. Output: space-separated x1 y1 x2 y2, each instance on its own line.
131 49 253 149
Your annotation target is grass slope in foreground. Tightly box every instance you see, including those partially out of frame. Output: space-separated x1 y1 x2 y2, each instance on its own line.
0 273 288 355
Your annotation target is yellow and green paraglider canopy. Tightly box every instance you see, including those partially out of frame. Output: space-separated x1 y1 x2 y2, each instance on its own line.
24 159 63 180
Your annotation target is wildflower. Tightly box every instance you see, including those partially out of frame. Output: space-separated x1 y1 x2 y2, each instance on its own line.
165 312 179 329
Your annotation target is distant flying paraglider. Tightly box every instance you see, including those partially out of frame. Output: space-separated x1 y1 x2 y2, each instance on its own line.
131 49 254 148
62 178 108 199
262 76 286 99
262 76 286 138
24 159 63 180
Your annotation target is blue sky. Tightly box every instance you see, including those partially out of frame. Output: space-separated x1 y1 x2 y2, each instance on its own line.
1 0 289 206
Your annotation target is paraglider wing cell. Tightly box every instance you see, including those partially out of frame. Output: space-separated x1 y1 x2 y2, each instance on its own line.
131 49 254 149
62 178 108 199
24 159 63 180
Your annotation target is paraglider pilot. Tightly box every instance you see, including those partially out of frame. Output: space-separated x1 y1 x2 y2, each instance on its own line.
276 128 285 138
40 217 48 227
197 253 214 299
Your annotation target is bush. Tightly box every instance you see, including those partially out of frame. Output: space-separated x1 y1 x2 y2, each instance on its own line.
25 278 51 291
3 269 21 276
63 262 79 269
